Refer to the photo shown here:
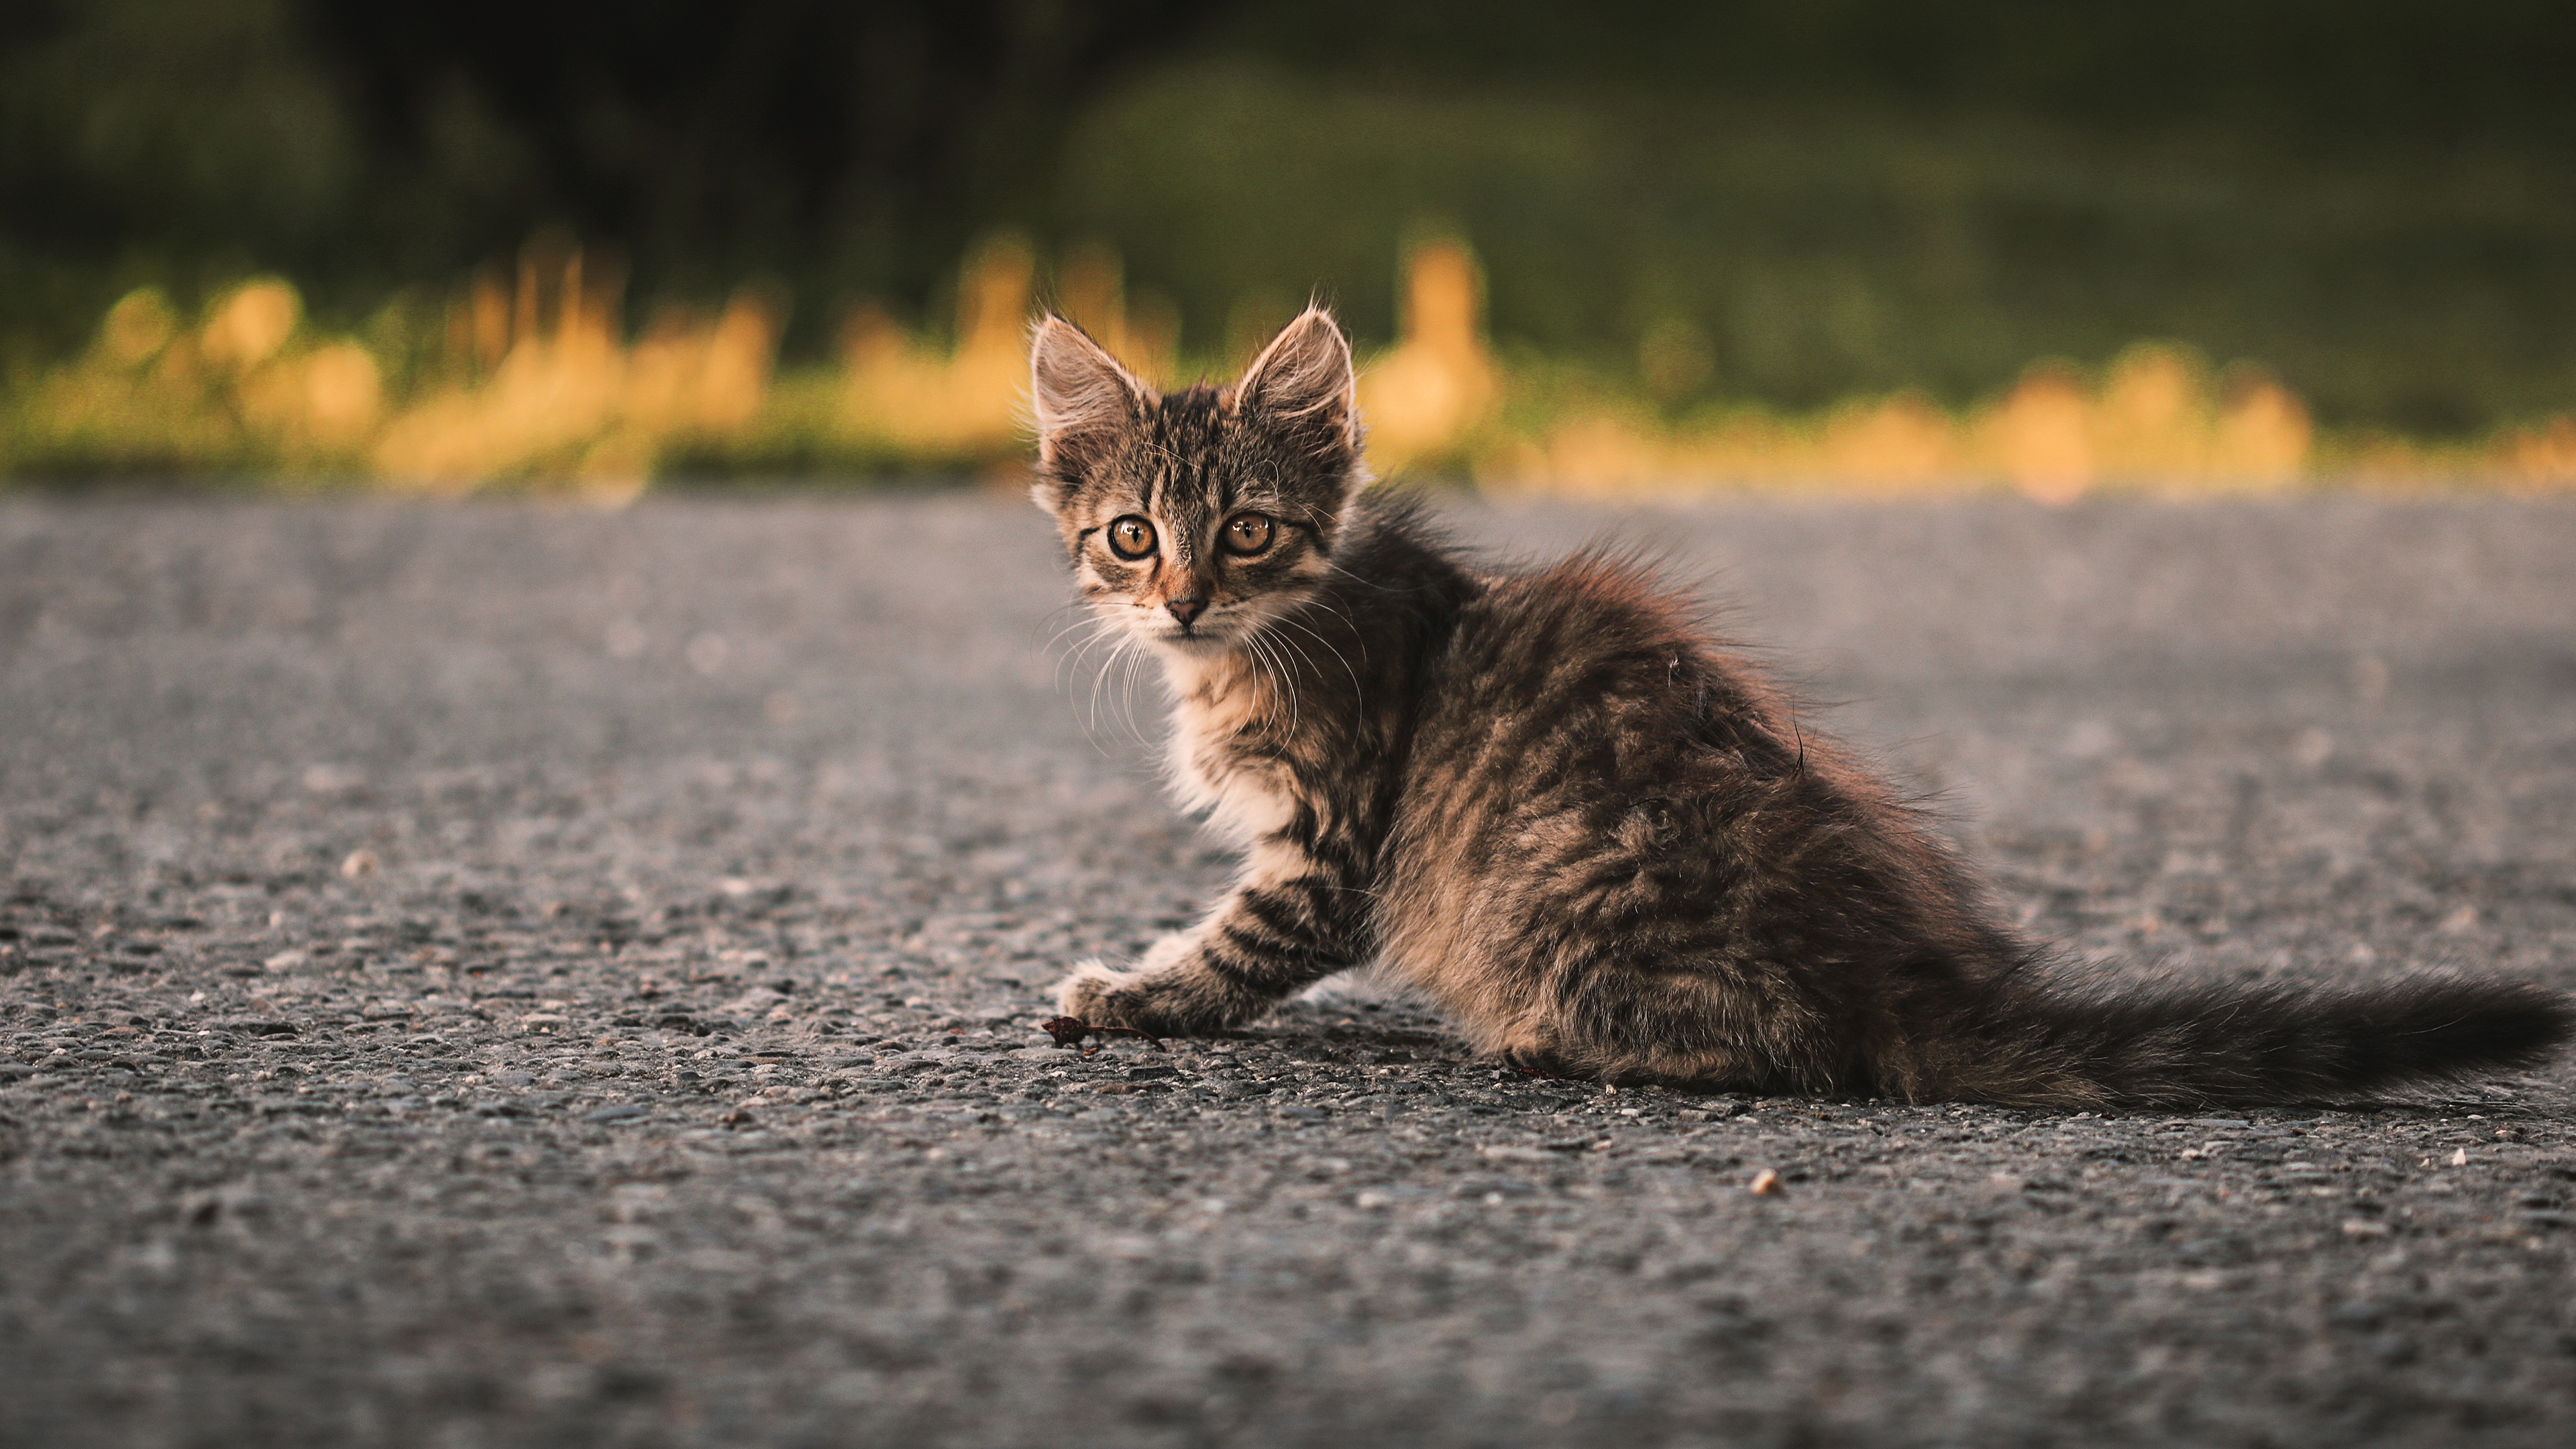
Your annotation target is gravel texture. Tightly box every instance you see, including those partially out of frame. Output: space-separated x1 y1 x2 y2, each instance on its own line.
2 492 2573 1448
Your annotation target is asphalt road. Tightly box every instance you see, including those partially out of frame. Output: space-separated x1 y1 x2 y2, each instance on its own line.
3 492 2573 1448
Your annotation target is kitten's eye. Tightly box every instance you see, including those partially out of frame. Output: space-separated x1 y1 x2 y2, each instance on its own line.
1106 515 1157 560
1221 512 1275 556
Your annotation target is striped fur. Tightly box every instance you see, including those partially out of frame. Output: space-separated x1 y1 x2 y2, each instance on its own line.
1028 309 2573 1106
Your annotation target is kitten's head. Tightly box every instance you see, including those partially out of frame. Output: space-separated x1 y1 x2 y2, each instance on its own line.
1029 307 1366 655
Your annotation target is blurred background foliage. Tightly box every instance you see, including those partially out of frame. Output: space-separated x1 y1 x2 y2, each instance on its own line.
3 0 2574 485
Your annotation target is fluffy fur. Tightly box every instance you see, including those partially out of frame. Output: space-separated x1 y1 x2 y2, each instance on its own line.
1026 308 2572 1106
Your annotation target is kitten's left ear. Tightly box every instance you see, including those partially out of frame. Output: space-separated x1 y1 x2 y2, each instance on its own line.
1030 314 1150 500
1232 306 1360 460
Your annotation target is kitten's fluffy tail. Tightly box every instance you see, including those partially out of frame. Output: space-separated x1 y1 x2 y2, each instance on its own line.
1950 973 2573 1108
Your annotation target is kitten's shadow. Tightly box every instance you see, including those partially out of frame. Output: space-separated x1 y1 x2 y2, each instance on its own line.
1232 998 1474 1064
1213 1004 2570 1116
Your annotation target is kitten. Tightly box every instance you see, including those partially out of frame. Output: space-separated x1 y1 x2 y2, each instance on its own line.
1026 307 2571 1106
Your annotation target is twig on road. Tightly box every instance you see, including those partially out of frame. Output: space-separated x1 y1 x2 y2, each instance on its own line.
1042 1016 1168 1052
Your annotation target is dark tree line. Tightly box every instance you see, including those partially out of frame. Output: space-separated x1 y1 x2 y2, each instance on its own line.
1 0 1218 352
4 0 2573 409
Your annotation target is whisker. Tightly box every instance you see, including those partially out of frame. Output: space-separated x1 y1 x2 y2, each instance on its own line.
1245 630 1283 733
1082 625 1118 738
1073 614 1139 747
1111 634 1150 751
1273 635 1304 736
1043 613 1112 695
1268 609 1365 702
1247 629 1300 737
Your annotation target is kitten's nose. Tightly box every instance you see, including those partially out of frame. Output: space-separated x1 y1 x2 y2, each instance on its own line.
1167 596 1207 627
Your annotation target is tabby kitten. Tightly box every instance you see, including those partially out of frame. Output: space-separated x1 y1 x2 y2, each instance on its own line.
1027 307 2570 1106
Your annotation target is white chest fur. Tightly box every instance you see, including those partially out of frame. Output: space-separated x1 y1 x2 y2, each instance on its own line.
1161 653 1295 847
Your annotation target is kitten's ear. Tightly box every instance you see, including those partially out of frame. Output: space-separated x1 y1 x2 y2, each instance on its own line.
1232 306 1359 458
1030 314 1148 492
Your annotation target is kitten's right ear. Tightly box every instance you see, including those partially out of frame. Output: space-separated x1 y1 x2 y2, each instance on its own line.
1030 315 1148 502
1231 306 1359 458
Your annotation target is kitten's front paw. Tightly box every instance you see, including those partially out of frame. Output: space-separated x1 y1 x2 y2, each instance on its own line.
1051 954 1236 1036
1055 958 1150 1023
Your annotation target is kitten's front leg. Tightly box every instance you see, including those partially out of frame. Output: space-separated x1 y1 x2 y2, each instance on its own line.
1055 852 1370 1036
